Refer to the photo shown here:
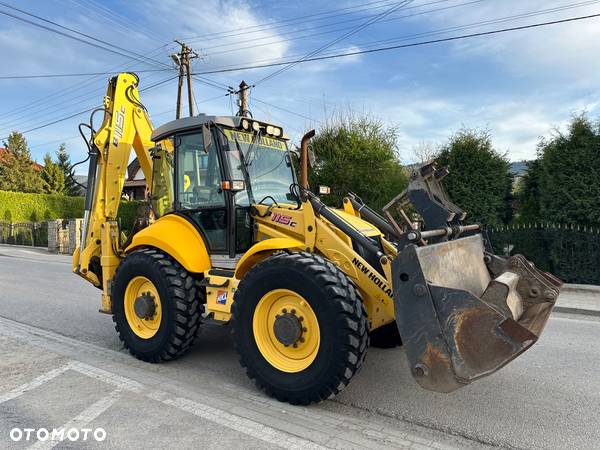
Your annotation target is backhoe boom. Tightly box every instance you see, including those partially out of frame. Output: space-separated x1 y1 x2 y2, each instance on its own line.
73 73 156 313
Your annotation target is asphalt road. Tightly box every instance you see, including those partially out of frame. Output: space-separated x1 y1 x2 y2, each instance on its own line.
0 245 598 449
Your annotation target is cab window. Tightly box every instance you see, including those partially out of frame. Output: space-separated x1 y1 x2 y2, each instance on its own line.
175 132 227 252
175 132 224 209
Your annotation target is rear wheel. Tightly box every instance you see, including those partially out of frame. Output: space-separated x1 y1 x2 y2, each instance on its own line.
112 248 203 362
231 252 368 405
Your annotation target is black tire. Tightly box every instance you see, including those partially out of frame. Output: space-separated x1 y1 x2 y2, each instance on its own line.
112 248 203 362
369 321 403 348
231 252 369 405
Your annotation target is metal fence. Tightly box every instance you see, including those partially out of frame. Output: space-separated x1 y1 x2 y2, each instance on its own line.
0 220 598 284
0 221 49 247
486 223 600 285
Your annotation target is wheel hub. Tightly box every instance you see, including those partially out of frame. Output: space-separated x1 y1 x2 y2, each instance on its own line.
273 312 303 346
133 293 157 320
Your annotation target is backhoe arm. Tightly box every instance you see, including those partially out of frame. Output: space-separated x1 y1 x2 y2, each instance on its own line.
72 72 155 313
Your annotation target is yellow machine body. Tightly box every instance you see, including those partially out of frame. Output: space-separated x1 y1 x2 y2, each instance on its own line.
73 73 561 399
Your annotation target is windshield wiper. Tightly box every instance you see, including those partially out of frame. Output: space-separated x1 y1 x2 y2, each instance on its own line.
233 136 255 205
244 130 261 167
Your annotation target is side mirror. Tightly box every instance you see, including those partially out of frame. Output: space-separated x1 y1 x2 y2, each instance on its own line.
202 125 212 153
221 180 245 192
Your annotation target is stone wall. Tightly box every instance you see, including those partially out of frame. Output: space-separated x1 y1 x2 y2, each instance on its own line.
48 219 81 254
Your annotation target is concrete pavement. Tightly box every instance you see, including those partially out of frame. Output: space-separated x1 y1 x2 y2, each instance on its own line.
1 244 599 449
1 318 464 450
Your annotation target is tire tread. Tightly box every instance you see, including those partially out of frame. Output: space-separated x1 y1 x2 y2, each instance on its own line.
231 251 369 405
113 248 203 363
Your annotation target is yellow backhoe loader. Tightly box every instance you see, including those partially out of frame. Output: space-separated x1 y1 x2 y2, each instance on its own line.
73 73 562 404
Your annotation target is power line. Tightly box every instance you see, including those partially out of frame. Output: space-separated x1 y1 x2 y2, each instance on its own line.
0 68 171 80
201 0 484 58
0 1 171 69
0 3 169 69
0 70 170 134
182 0 401 42
0 75 178 141
29 106 179 151
200 0 457 55
200 92 233 103
191 74 232 92
254 0 415 86
353 0 600 48
29 134 81 150
200 0 596 65
69 0 168 45
0 43 171 121
192 12 600 76
252 98 321 123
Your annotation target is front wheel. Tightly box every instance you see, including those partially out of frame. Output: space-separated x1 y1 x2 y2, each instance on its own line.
112 248 203 362
231 252 369 405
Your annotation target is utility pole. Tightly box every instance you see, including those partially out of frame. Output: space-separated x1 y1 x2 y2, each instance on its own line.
172 41 199 119
237 80 250 117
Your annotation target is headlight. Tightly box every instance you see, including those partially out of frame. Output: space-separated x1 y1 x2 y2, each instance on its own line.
252 121 260 132
272 127 282 137
266 125 274 135
241 119 250 130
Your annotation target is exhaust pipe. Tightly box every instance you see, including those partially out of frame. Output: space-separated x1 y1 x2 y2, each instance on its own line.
300 129 315 189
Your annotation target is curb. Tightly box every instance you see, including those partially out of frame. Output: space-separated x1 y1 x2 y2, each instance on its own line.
557 284 600 317
0 243 48 251
554 306 600 318
563 283 600 294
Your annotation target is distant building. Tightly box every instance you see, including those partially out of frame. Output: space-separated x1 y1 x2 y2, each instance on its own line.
123 158 148 201
509 161 528 178
63 162 146 199
0 147 44 171
73 175 88 196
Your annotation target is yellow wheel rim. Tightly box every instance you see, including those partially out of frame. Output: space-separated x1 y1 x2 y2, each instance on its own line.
124 276 162 339
253 289 320 373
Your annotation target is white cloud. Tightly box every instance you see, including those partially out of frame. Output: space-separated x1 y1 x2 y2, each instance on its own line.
424 0 600 86
142 0 289 70
337 84 600 163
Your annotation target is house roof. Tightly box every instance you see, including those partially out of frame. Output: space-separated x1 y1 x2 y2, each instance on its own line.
0 147 43 171
127 158 141 180
124 179 147 188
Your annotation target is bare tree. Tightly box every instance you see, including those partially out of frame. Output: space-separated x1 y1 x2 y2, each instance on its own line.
412 140 438 163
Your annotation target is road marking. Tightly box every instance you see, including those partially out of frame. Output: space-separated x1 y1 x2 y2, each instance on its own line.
0 316 459 449
20 250 43 255
161 396 327 450
50 361 327 449
27 389 121 450
0 357 326 450
69 361 144 394
0 365 71 405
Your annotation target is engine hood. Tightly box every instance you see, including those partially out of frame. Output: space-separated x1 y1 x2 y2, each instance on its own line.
330 208 382 237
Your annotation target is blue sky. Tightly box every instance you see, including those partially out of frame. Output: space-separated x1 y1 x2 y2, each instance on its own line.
1 0 599 172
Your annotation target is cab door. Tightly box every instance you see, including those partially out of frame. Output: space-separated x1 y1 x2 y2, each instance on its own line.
174 131 228 254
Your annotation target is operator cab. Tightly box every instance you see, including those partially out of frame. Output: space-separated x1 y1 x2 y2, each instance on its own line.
149 114 296 268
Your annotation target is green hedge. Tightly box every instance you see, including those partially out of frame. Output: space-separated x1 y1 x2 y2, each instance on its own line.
0 190 142 231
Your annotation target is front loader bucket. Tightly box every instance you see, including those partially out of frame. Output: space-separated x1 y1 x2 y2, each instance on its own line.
392 234 562 393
